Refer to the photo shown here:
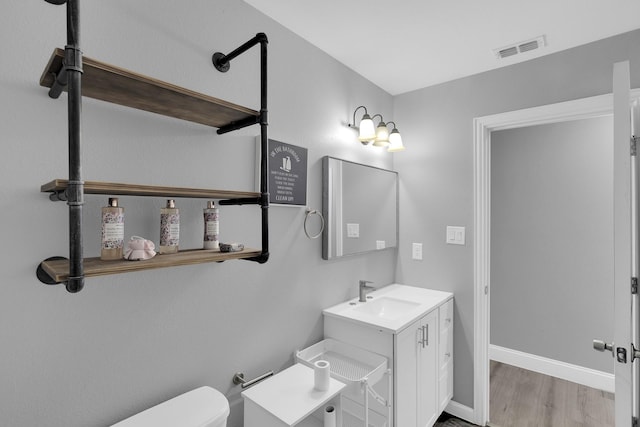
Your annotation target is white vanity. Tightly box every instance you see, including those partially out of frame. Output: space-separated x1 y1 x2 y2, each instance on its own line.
323 284 453 427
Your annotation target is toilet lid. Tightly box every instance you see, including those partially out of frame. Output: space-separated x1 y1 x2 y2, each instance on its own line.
111 386 229 427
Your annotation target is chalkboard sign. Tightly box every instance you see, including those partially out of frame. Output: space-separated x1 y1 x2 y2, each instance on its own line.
259 139 308 206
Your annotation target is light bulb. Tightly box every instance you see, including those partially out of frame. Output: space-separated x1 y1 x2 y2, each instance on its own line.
387 129 405 152
358 114 376 143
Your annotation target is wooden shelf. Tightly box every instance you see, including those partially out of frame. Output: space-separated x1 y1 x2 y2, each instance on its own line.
41 179 260 200
39 48 259 128
40 248 262 283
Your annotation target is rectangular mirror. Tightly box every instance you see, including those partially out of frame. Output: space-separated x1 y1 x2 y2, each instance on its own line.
322 156 398 259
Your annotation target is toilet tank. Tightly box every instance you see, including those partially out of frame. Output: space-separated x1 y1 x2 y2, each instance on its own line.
111 386 230 427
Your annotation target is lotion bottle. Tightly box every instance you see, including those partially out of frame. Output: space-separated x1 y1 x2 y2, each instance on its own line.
159 199 179 254
203 201 220 250
101 197 124 260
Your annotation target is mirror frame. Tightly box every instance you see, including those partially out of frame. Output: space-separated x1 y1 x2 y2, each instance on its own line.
321 156 399 260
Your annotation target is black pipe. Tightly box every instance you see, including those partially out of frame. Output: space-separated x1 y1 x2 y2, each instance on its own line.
212 33 268 73
217 115 260 135
253 35 269 263
48 67 67 99
213 34 269 263
65 0 84 293
218 197 261 206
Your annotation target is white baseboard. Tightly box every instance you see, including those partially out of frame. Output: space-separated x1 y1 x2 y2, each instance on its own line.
445 400 475 424
490 345 614 393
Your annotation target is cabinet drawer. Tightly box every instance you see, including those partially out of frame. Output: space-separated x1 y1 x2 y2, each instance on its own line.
439 299 453 333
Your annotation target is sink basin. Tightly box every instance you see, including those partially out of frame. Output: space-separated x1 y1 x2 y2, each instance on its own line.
323 284 453 333
353 296 420 320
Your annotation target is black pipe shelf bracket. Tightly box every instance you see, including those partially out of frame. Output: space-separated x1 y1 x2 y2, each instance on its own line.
212 32 270 265
36 0 270 292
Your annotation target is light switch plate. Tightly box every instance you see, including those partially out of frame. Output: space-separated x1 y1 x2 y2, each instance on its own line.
376 240 386 249
412 243 423 260
347 223 360 238
446 226 466 245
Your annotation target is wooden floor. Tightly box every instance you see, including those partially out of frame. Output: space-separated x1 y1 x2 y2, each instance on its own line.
489 361 614 427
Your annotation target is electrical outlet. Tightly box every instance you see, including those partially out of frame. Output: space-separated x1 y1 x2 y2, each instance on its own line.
412 243 423 260
376 240 386 249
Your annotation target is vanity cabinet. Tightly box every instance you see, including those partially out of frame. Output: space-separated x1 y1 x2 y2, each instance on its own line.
323 285 453 427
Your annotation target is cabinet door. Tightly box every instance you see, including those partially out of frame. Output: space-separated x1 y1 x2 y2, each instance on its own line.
418 310 438 427
395 319 421 427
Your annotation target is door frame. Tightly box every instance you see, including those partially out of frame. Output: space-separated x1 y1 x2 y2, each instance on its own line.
472 89 640 425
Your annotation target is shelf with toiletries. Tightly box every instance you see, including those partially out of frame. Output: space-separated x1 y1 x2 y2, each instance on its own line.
41 180 260 201
39 180 261 281
40 247 262 283
36 13 269 293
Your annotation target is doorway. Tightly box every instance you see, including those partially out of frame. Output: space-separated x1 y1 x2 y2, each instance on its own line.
472 89 640 426
488 116 614 425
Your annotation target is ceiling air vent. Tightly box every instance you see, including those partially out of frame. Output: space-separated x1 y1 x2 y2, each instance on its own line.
494 35 546 59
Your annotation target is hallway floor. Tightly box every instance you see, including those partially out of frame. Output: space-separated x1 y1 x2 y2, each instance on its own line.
489 361 614 427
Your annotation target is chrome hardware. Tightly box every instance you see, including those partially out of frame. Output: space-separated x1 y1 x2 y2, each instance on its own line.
359 280 375 302
593 339 615 356
633 344 640 362
417 325 430 348
617 347 628 363
232 370 274 388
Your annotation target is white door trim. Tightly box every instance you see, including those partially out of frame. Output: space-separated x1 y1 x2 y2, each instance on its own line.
472 89 640 425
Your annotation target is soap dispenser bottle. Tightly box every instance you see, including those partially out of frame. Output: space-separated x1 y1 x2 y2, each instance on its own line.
101 197 125 260
203 201 219 250
159 199 179 254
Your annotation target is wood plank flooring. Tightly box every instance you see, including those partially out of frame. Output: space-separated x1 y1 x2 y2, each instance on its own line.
489 361 614 427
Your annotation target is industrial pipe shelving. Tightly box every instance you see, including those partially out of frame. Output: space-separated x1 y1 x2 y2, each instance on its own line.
36 0 269 293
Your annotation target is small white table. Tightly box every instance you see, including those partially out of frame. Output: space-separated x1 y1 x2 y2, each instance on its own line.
242 363 346 427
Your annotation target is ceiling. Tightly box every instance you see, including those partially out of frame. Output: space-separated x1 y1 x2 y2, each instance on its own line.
244 0 640 95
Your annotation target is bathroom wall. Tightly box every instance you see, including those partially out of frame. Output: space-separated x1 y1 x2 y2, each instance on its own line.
0 2 395 426
394 29 640 409
491 117 614 373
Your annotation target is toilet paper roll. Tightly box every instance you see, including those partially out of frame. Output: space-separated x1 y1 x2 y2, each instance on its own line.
314 360 330 391
324 405 336 427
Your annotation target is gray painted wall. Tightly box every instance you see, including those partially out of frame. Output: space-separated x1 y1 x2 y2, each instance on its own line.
0 2 395 426
3 1 640 424
490 117 614 373
394 30 640 408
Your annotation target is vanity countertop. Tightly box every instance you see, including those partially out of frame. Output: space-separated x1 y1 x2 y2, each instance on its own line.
322 283 453 333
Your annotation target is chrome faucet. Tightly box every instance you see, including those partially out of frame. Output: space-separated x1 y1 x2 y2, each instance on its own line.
359 280 375 302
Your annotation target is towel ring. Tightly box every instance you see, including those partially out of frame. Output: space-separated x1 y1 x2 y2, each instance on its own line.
304 208 325 239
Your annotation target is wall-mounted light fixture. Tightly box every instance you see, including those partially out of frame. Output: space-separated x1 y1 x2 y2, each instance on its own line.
349 106 405 152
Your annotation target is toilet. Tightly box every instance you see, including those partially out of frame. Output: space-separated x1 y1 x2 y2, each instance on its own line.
110 386 230 427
